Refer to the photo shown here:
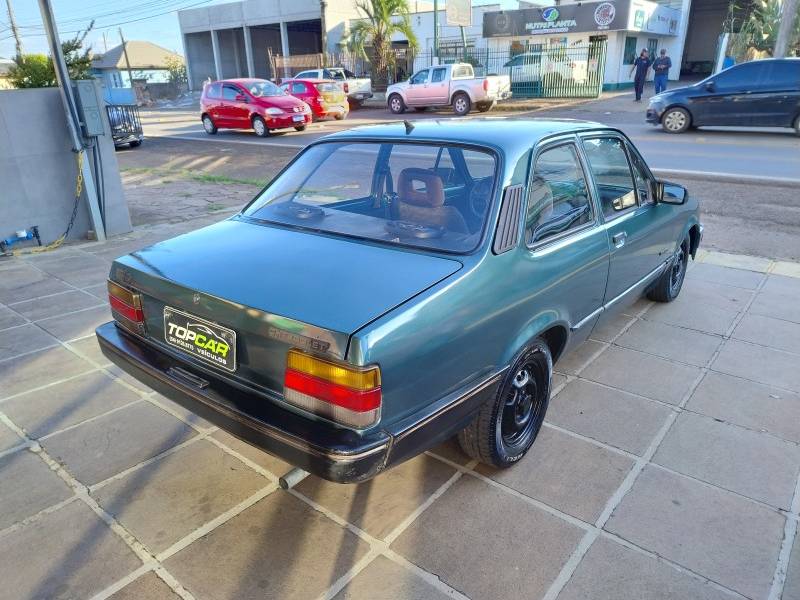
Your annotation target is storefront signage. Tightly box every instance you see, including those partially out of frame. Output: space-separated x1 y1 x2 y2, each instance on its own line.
483 0 679 38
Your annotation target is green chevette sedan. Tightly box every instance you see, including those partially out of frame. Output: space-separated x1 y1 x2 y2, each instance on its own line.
96 118 702 483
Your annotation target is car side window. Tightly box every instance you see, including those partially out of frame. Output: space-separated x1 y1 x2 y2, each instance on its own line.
222 84 240 101
410 70 429 85
206 82 222 98
772 61 800 88
526 143 593 246
582 137 637 218
627 146 653 204
291 82 307 94
431 68 447 83
711 62 767 89
296 71 315 79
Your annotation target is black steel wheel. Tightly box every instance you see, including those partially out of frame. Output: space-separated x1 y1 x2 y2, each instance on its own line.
458 340 552 468
647 235 690 302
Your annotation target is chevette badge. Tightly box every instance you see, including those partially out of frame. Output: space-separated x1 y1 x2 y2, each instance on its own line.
163 307 237 372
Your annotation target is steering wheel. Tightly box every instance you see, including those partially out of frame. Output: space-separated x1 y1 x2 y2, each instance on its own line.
469 178 493 219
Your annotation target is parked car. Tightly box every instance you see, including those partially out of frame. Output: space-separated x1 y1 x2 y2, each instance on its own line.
386 63 512 115
200 78 311 137
293 67 373 107
646 58 800 134
279 78 349 121
504 49 589 85
97 119 702 483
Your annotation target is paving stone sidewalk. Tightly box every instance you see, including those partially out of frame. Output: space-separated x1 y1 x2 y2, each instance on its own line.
1 219 799 600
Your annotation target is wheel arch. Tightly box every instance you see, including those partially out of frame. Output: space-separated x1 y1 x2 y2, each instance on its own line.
503 313 570 369
688 222 702 259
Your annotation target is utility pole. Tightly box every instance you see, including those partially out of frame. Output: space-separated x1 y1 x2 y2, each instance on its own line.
118 28 135 89
774 0 799 58
102 31 108 53
319 0 328 66
37 0 106 241
433 0 439 63
4 0 23 57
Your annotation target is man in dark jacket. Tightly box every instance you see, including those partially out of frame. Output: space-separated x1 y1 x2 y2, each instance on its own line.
652 48 672 94
629 48 651 101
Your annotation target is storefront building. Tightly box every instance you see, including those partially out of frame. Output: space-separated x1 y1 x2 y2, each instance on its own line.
482 0 685 89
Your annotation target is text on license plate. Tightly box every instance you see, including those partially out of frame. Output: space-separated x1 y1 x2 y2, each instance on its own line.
163 306 237 372
292 115 304 122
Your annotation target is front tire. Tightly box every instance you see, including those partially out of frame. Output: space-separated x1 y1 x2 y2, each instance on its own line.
458 340 552 468
294 124 307 132
388 94 406 114
647 236 689 302
202 115 217 135
662 107 691 134
252 115 269 137
452 92 471 116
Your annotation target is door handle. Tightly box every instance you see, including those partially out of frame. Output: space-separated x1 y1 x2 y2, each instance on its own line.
612 232 627 248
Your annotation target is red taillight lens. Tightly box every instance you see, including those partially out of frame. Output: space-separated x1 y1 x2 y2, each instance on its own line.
108 280 144 327
283 349 381 428
483 79 489 91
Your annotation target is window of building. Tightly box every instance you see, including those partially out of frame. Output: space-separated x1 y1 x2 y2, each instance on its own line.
582 137 637 217
526 143 593 245
623 36 638 65
647 38 658 58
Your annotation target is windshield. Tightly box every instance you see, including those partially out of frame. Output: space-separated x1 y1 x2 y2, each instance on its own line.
242 142 498 253
246 81 282 97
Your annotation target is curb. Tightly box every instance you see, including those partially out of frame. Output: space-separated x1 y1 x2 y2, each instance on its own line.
651 169 800 188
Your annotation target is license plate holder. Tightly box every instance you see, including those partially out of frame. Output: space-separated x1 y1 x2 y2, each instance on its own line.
163 306 237 372
292 115 305 122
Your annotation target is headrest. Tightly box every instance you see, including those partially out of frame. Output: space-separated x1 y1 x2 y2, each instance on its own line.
398 168 445 208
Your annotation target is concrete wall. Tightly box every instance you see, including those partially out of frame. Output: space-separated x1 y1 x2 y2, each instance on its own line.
185 31 216 87
250 25 282 78
0 87 131 244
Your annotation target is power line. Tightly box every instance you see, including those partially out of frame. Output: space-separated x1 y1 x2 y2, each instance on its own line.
16 0 193 29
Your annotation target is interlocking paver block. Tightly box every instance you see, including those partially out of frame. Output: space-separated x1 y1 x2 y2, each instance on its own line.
785 530 800 600
0 500 141 600
477 426 633 522
0 323 58 360
41 401 195 486
2 371 141 439
165 491 371 600
93 439 268 553
687 371 800 443
0 419 24 452
645 299 739 336
615 319 721 367
549 379 672 455
32 253 112 289
68 334 113 366
554 339 606 375
0 304 25 330
686 263 763 290
10 290 103 322
762 274 800 296
0 345 94 399
0 450 72 530
732 312 800 355
109 572 180 600
559 537 733 600
654 411 800 509
296 454 456 539
749 290 800 325
0 264 72 304
391 475 583 600
334 555 452 600
36 305 111 342
210 429 292 475
589 312 635 342
582 346 700 405
606 466 784 599
712 339 800 393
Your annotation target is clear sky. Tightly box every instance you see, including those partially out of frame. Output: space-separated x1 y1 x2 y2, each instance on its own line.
0 0 516 60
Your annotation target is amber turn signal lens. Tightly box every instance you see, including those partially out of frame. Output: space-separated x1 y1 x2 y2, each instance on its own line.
286 349 380 391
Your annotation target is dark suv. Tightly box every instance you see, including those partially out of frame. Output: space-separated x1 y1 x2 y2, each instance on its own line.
647 58 800 134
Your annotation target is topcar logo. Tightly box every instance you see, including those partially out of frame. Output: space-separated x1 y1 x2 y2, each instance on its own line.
163 307 236 372
541 7 560 22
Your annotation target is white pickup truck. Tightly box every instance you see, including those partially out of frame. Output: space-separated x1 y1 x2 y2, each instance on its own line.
386 63 512 116
293 67 373 106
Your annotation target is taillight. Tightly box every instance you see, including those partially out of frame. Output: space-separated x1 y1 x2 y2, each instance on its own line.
283 349 381 428
483 79 489 91
343 82 349 93
108 280 144 333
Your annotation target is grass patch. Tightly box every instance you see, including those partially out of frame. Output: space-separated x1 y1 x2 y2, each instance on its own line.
189 172 266 187
120 165 266 187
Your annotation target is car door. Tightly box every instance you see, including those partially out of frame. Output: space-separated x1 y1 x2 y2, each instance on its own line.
428 67 449 104
688 63 762 126
220 83 249 128
747 60 800 127
523 137 610 342
405 69 430 105
204 82 223 122
581 134 667 305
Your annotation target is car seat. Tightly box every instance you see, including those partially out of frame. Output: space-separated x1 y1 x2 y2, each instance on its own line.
397 168 469 234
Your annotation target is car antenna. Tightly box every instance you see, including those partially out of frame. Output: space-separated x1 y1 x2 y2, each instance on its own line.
403 119 414 134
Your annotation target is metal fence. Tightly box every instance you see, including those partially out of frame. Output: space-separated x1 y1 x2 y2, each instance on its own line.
396 40 608 99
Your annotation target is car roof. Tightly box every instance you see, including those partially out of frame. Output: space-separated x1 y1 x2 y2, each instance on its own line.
322 117 612 156
217 78 274 85
285 78 336 84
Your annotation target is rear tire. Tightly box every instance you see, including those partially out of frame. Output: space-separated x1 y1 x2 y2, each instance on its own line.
452 92 471 116
128 140 141 148
388 94 406 114
202 115 217 135
647 236 690 302
334 113 345 120
458 340 552 468
662 107 691 134
476 101 495 113
252 115 270 137
294 124 307 132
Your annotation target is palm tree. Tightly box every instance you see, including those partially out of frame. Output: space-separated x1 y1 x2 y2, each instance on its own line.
348 0 419 89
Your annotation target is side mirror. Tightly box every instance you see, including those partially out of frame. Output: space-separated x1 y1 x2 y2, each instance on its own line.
704 81 715 92
235 93 248 102
655 180 687 205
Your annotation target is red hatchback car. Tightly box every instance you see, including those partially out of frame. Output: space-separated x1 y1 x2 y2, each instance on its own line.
201 78 311 137
279 78 349 121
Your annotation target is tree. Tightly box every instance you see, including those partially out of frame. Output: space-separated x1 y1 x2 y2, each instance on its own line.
8 21 94 88
164 55 188 86
728 0 800 59
348 0 418 89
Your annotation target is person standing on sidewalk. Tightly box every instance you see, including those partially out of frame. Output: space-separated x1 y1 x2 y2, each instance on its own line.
629 48 651 102
652 48 672 94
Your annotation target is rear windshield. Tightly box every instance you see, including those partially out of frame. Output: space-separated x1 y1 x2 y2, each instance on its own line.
242 142 498 253
315 82 341 92
245 81 282 97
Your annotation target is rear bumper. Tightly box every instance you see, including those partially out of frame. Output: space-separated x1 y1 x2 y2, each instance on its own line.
96 321 501 483
348 92 373 102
